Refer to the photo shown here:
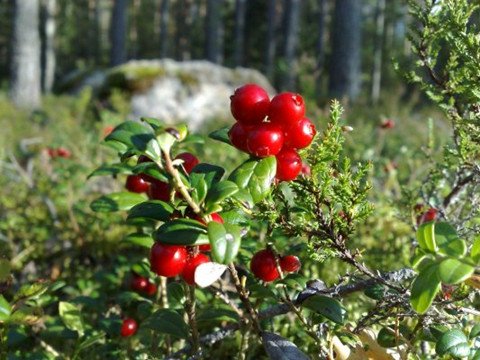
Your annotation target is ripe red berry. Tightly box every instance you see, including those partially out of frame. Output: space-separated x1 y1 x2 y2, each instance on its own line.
144 281 157 296
150 243 187 277
250 249 279 282
284 117 316 149
126 175 150 193
230 84 270 125
130 274 148 292
380 119 395 129
175 152 199 173
181 253 210 285
280 255 301 273
120 318 138 337
246 123 284 157
275 149 302 181
418 208 437 224
268 92 305 126
57 147 71 158
228 122 251 152
199 244 211 252
47 147 57 158
148 180 170 202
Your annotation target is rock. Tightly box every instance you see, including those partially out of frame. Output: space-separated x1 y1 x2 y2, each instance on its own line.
72 59 275 130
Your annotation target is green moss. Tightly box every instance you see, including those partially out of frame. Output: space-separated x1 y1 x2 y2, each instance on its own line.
104 64 167 94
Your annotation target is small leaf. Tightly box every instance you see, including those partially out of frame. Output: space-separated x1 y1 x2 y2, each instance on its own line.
77 332 105 352
435 222 465 257
127 201 174 222
143 309 189 339
416 222 436 252
123 233 153 248
438 258 474 285
191 163 225 187
197 307 239 325
132 162 168 182
90 192 145 212
13 281 51 302
261 332 310 360
470 324 480 339
204 181 239 211
471 236 480 264
229 157 276 204
0 259 11 282
207 222 242 264
209 126 232 145
167 282 185 306
435 329 469 357
189 173 208 204
9 305 43 325
364 284 385 301
377 325 410 348
410 263 441 314
153 219 209 245
0 295 11 322
58 302 84 336
194 262 227 288
302 295 346 324
87 163 133 179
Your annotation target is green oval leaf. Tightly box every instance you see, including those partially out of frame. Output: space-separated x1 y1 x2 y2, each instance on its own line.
153 219 209 245
302 295 346 324
207 222 242 264
58 302 84 336
143 309 189 339
364 283 385 300
87 163 133 179
410 263 441 314
262 332 310 360
0 295 11 322
471 236 480 264
127 200 174 222
377 325 410 348
417 222 436 252
470 324 480 339
435 222 465 257
438 258 474 285
123 233 154 248
90 192 145 212
229 157 276 204
435 329 469 357
205 180 239 211
209 126 232 145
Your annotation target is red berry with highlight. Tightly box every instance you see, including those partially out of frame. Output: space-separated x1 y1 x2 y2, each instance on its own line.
246 123 284 157
275 149 302 181
175 152 199 173
150 243 187 277
120 318 138 337
280 255 301 273
250 249 279 282
144 281 157 296
418 208 437 225
181 253 210 285
126 175 150 193
57 147 71 158
148 180 170 202
268 92 305 126
230 84 270 125
228 122 251 152
130 275 148 292
284 117 316 149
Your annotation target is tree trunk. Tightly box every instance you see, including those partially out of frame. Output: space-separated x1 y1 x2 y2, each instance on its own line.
264 0 277 80
371 0 385 104
280 0 301 90
205 0 223 64
175 0 193 61
233 0 247 67
329 0 362 101
315 0 328 99
110 0 128 66
159 0 169 58
41 0 56 93
10 0 41 108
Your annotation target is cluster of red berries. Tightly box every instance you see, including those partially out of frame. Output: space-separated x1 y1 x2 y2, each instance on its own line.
250 249 301 282
228 84 316 181
414 204 437 225
46 147 71 159
130 273 157 296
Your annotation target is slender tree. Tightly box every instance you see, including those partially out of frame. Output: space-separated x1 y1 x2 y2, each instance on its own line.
280 0 301 90
41 0 56 93
205 0 223 64
329 0 362 101
175 0 193 61
159 0 170 58
233 0 247 67
315 0 328 99
264 0 277 80
110 0 128 66
371 0 385 104
10 0 41 108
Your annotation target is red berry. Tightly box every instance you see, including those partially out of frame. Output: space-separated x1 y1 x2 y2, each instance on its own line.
228 122 251 152
246 123 284 157
199 244 211 252
175 152 199 173
150 243 187 277
418 208 437 224
144 281 157 296
280 255 301 273
137 155 156 182
380 119 395 129
187 210 224 226
126 175 150 193
57 147 71 158
120 318 138 337
230 84 270 125
47 147 57 158
130 274 148 292
284 117 316 149
250 249 279 282
275 149 302 181
181 253 210 285
148 180 170 202
268 93 305 126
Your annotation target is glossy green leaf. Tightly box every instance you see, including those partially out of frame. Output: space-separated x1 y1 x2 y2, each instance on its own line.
302 295 347 324
438 258 474 285
377 325 410 348
167 282 185 307
105 121 155 154
154 219 209 245
416 222 436 252
77 332 105 352
0 295 11 322
229 156 276 204
209 126 231 145
262 332 310 360
90 192 145 212
435 329 469 357
13 281 51 302
197 307 240 325
435 222 465 257
132 162 168 182
208 222 242 264
364 283 385 300
140 117 163 130
471 349 480 360
143 309 189 339
9 305 43 325
471 236 480 264
470 324 480 339
58 302 84 336
123 233 154 248
204 180 239 211
127 200 174 222
189 173 208 204
410 263 441 314
87 163 133 179
156 132 176 153
191 163 225 187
